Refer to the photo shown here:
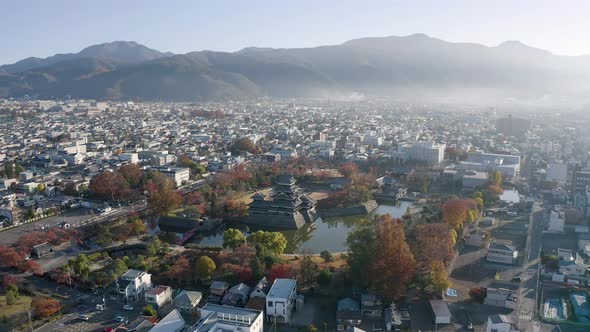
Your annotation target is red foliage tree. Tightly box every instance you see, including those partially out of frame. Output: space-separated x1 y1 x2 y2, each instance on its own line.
268 264 292 283
167 256 192 283
18 259 42 274
112 223 133 243
234 266 253 283
0 245 22 267
118 164 143 189
338 162 359 179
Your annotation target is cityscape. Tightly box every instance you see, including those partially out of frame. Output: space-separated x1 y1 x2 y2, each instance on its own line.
1 2 590 332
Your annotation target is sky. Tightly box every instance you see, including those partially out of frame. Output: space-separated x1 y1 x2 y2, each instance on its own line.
2 0 590 65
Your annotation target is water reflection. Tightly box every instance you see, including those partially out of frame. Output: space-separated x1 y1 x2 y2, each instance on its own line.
194 201 413 254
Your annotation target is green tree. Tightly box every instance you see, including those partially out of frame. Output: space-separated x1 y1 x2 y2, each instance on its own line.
195 256 216 281
143 305 157 316
68 254 91 280
135 255 147 269
299 250 319 287
113 258 128 276
317 269 333 287
4 163 14 179
96 225 113 247
5 292 15 306
250 256 263 280
346 221 376 287
223 228 246 250
14 163 24 175
319 250 333 262
129 219 146 236
247 231 288 255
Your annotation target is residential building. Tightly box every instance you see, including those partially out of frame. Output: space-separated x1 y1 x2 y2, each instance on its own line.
222 283 251 307
361 294 382 318
266 278 297 324
486 243 518 264
485 314 519 332
192 304 263 332
31 242 52 258
336 297 361 330
398 142 446 165
148 309 185 332
207 281 229 304
249 277 271 299
145 285 173 309
559 254 588 278
174 290 202 312
117 269 152 301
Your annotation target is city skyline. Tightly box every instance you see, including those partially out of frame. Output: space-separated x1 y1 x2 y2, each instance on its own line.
2 0 590 64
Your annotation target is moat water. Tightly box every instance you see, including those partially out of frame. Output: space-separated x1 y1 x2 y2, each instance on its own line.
194 201 414 254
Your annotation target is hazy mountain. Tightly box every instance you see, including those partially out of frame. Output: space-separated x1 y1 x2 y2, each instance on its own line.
1 35 590 105
0 41 173 73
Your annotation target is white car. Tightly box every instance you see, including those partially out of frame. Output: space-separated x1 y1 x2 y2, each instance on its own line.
78 314 90 321
123 304 133 311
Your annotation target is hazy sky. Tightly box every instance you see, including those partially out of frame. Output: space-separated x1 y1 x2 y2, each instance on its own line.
2 0 590 64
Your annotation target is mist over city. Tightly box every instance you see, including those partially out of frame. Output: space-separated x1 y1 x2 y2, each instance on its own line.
1 1 589 332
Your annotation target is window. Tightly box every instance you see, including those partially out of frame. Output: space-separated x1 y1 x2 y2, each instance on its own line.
268 301 273 307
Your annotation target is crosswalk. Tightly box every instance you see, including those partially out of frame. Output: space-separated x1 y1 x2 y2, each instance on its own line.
519 314 533 321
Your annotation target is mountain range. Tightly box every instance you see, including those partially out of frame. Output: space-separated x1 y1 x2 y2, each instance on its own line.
1 35 589 106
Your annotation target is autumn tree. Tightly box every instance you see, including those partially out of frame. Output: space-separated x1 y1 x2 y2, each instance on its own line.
148 188 182 216
129 218 146 236
195 256 216 281
338 162 359 179
230 137 261 155
89 171 131 200
223 229 246 250
113 223 133 243
0 245 22 267
413 223 454 266
32 297 60 318
268 264 292 282
442 198 477 230
429 261 451 294
490 170 503 186
118 164 143 189
167 255 192 284
368 217 417 300
247 231 288 255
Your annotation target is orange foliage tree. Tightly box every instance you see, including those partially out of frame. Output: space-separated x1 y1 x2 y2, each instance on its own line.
414 223 454 266
32 297 60 318
442 198 478 230
369 216 417 300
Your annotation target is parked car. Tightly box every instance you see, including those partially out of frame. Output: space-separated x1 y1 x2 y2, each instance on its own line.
511 276 522 283
78 314 90 321
114 315 125 323
123 304 133 311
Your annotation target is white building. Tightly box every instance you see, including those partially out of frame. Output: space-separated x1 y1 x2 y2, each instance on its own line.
559 254 588 278
398 142 446 165
117 269 152 301
485 314 519 332
120 153 139 164
486 243 518 265
266 278 297 324
546 162 568 183
548 210 565 233
192 304 263 332
459 151 520 178
145 285 173 309
157 167 190 186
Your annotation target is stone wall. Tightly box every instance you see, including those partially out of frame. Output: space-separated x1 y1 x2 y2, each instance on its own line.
318 200 378 218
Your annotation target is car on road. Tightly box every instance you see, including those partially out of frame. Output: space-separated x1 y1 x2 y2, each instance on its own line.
102 328 114 332
123 304 133 311
512 276 522 283
78 314 90 321
114 314 125 322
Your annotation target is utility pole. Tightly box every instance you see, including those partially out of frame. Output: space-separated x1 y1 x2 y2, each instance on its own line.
28 312 33 332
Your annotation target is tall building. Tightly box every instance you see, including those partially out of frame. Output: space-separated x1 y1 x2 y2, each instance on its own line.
496 115 531 136
247 175 317 229
398 142 446 165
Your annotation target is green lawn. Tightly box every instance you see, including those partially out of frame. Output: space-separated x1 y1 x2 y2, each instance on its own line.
0 295 32 317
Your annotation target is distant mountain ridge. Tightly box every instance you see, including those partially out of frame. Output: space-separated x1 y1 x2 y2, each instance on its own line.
1 35 589 106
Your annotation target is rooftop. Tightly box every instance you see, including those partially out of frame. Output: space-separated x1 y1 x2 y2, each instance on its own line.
268 278 297 299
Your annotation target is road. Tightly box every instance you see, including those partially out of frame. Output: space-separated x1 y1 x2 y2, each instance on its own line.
515 201 546 332
0 203 145 246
